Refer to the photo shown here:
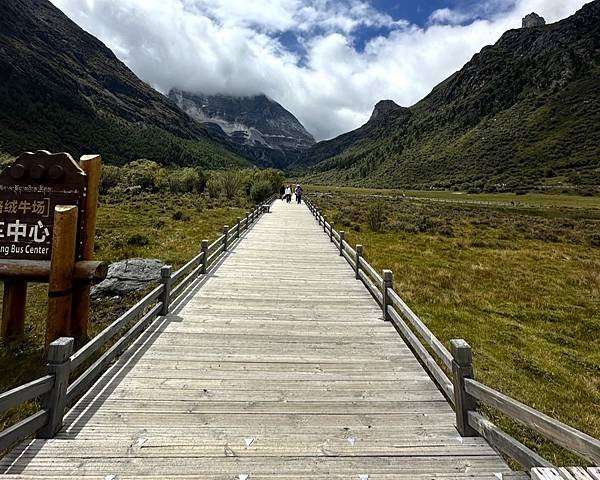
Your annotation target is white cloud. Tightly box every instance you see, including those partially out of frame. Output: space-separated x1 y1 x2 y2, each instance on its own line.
50 0 589 140
428 8 473 25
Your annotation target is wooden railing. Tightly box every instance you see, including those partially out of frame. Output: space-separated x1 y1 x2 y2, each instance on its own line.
304 196 600 472
0 196 276 452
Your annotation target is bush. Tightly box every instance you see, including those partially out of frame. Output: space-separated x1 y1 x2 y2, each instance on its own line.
221 170 243 199
366 200 386 232
126 233 149 246
168 168 201 193
253 169 285 193
153 218 166 230
206 175 222 198
123 159 168 192
172 210 190 221
250 179 273 203
100 165 121 194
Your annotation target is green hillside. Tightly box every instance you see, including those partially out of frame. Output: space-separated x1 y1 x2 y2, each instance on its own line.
300 1 600 192
0 0 246 168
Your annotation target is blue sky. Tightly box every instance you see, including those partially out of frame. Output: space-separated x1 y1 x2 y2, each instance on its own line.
373 0 454 24
51 0 588 140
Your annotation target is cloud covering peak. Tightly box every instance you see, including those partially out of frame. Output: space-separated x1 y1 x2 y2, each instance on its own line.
51 0 589 140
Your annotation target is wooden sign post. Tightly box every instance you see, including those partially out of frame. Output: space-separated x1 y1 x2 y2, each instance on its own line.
45 205 79 346
71 155 101 344
0 151 105 348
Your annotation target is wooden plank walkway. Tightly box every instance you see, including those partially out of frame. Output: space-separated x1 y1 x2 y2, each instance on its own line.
1 199 514 479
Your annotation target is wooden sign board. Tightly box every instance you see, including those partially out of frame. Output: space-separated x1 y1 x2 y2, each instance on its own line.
0 151 86 261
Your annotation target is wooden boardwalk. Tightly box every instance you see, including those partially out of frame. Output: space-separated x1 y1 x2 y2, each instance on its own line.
1 199 513 479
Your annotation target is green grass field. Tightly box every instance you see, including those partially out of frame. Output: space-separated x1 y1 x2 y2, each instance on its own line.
305 184 600 209
310 188 599 466
0 192 251 438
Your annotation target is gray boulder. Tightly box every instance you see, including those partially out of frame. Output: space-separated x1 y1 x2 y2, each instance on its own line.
92 258 165 300
522 12 546 28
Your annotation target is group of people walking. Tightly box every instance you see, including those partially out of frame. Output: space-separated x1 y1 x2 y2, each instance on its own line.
282 184 303 204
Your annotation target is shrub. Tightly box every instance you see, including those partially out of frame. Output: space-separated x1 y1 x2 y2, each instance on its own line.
168 168 201 193
221 170 243 199
100 165 122 194
123 160 168 192
250 179 273 203
254 169 285 193
127 233 149 246
172 210 190 221
153 218 166 230
366 200 386 232
206 175 222 198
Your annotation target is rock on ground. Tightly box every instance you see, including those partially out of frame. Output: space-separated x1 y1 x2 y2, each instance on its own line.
92 258 165 300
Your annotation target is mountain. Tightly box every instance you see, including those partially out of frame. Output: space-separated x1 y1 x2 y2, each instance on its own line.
299 2 600 192
0 0 246 168
169 90 315 168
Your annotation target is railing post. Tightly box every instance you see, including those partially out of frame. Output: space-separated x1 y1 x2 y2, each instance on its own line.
223 225 229 252
245 212 250 229
236 217 242 239
323 215 327 233
160 265 172 315
38 337 73 438
339 231 345 256
451 339 478 437
382 270 393 321
317 209 322 226
330 223 334 242
201 240 209 274
355 245 363 279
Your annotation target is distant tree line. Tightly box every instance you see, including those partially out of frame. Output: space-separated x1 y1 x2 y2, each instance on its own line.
101 160 284 203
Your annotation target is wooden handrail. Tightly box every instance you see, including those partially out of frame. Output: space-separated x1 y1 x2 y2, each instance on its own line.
208 235 225 253
358 256 383 285
465 378 600 464
387 289 453 369
0 410 49 452
171 251 205 284
0 375 54 413
67 303 163 402
468 411 552 469
69 284 164 371
387 306 454 403
358 270 383 305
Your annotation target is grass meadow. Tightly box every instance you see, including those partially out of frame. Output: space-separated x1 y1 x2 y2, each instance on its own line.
310 187 599 466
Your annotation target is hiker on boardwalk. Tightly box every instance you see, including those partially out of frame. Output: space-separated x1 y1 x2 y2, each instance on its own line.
283 185 292 203
295 184 303 204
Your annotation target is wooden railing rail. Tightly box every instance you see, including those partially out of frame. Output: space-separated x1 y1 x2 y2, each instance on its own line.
464 378 600 464
304 195 599 471
0 377 54 417
0 194 277 453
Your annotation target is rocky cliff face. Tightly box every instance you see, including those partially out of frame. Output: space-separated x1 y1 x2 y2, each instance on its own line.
169 90 315 168
522 13 546 28
299 1 600 191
